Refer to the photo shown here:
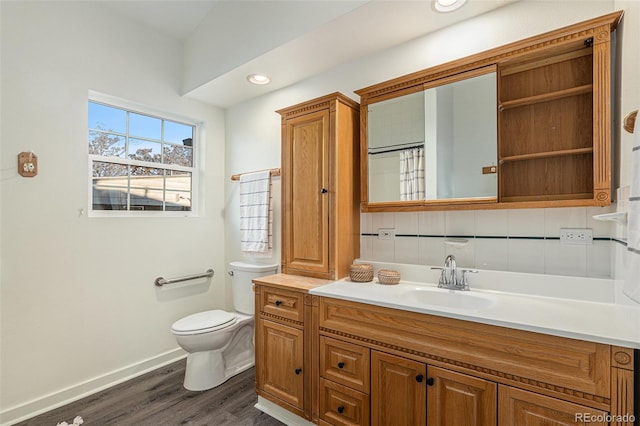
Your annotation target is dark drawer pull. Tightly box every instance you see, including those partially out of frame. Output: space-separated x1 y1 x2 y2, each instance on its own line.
337 361 345 369
426 377 434 386
295 368 302 375
337 406 345 414
415 374 424 383
275 300 282 306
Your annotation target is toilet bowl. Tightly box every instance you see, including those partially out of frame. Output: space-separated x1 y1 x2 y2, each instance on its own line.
171 261 278 391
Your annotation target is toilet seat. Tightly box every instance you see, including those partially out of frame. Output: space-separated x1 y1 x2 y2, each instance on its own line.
171 310 237 336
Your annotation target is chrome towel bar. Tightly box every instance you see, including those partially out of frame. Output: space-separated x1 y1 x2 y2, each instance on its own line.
155 269 214 287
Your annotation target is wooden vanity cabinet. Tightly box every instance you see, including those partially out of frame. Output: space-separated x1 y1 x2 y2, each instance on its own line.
254 275 330 422
317 296 637 426
255 284 308 418
277 93 360 280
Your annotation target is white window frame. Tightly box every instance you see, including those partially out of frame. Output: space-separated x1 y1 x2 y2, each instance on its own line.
88 91 201 218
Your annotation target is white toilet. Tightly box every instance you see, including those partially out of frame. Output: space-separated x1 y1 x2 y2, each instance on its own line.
171 261 278 391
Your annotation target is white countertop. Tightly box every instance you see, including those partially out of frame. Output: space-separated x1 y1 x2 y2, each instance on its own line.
309 263 640 349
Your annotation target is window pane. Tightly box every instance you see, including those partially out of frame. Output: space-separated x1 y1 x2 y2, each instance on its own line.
129 166 164 210
92 162 128 210
92 161 127 179
129 112 161 140
166 191 191 211
129 138 162 163
164 121 193 145
89 131 125 157
89 102 126 133
163 144 193 167
130 188 164 211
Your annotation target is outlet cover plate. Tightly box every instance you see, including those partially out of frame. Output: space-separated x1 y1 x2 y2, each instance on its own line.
378 228 395 240
559 228 593 245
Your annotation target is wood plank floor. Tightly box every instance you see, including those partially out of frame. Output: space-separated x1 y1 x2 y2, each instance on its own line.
16 360 284 426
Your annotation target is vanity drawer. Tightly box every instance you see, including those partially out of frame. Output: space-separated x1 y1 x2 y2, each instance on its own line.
259 286 304 323
320 336 370 393
320 378 370 426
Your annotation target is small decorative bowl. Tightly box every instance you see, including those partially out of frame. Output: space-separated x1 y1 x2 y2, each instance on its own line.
377 269 401 285
349 264 374 282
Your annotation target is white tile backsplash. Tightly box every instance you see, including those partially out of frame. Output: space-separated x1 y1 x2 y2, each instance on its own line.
507 209 545 237
544 240 587 277
371 212 394 232
587 240 612 278
418 237 446 266
544 207 587 237
445 210 475 236
475 238 508 271
507 239 545 273
418 211 445 235
394 236 421 264
394 212 419 235
360 205 620 279
475 210 508 236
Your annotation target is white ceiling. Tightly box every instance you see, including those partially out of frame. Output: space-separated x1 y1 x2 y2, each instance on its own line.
104 0 519 108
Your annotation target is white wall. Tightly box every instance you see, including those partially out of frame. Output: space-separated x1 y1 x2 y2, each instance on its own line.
0 2 225 423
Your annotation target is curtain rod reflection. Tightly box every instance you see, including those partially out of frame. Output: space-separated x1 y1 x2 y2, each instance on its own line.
368 143 424 155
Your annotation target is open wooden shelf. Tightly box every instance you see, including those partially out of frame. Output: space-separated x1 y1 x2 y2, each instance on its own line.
500 147 593 163
499 84 592 111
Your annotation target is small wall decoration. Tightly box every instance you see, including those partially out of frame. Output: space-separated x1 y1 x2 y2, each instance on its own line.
18 151 38 177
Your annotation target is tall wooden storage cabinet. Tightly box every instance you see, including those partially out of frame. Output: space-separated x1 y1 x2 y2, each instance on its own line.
277 93 360 280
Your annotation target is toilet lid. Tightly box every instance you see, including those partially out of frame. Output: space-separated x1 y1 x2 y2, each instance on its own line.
171 310 237 335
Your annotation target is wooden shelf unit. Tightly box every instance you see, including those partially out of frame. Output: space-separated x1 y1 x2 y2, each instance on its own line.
497 41 605 204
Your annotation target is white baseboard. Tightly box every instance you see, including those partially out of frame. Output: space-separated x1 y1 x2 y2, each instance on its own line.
1 348 186 426
254 396 315 426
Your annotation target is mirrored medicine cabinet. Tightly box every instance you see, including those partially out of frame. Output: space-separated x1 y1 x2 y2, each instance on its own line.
356 11 623 212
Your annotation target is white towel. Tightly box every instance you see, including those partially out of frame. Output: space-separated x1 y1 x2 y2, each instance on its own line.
623 117 640 303
240 171 273 257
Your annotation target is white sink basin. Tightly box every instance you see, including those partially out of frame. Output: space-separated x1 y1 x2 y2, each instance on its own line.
400 287 496 310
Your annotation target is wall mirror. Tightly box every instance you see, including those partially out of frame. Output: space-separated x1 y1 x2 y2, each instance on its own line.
367 67 497 204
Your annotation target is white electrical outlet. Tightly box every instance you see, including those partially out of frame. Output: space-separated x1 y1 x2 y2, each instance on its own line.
559 228 593 244
378 228 395 240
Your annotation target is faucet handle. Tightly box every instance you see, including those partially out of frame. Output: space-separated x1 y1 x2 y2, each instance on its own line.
459 269 478 290
430 267 447 287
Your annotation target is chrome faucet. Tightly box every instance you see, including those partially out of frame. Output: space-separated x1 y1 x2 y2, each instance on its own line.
431 254 478 291
443 254 457 286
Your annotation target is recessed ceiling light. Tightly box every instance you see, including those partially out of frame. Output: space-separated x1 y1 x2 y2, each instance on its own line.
247 74 271 85
433 0 467 13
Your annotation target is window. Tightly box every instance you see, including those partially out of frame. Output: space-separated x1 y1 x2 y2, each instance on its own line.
88 95 198 215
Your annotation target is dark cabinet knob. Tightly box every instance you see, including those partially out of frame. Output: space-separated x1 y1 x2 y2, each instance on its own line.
415 374 424 383
426 377 434 386
337 406 345 414
337 362 345 369
321 188 328 194
275 300 282 306
295 368 302 375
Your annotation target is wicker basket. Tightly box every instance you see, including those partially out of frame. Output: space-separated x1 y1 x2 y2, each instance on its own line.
349 264 374 282
377 269 401 285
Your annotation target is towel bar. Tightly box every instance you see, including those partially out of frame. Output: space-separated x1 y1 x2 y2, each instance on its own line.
155 269 214 287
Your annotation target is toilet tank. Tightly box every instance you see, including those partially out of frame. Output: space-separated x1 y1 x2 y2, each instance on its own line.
229 261 278 315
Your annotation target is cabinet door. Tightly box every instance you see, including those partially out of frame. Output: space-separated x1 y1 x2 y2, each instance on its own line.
256 319 305 410
498 385 608 426
282 109 330 276
426 366 496 426
371 351 426 426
